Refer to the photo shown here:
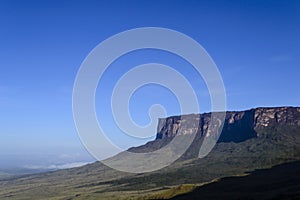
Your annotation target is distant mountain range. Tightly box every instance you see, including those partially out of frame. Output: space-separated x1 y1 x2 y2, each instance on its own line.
0 106 300 199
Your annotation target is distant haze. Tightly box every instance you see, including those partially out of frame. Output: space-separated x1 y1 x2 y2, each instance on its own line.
0 1 299 169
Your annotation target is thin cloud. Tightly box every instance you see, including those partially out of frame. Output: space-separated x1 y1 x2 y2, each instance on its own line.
24 162 92 170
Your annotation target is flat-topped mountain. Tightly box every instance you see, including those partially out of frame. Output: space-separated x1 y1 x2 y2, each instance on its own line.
129 106 300 161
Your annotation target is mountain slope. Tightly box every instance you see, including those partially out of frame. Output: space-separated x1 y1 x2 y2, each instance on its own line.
0 107 299 199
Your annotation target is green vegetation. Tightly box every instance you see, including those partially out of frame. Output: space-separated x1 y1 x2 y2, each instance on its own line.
0 125 299 199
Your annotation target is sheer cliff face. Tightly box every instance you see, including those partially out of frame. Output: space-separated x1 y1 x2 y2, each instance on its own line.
156 107 300 142
254 107 300 127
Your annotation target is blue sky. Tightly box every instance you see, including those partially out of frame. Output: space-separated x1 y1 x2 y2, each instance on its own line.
0 0 299 168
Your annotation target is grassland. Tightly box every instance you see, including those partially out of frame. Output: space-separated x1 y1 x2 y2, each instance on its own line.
0 125 299 199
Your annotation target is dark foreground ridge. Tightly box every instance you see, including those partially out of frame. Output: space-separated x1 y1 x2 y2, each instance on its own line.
171 161 300 200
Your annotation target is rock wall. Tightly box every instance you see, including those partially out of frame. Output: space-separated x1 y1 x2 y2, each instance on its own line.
156 107 300 142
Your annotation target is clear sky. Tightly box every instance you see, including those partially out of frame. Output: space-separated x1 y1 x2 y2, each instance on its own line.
0 0 299 169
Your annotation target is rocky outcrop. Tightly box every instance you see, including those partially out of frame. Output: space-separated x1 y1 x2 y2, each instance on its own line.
156 107 300 143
